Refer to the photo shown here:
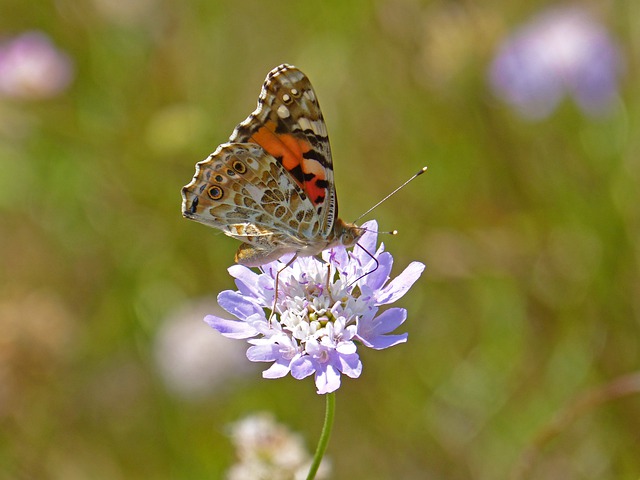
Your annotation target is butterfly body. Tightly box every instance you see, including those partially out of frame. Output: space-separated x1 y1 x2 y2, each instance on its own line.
181 64 364 266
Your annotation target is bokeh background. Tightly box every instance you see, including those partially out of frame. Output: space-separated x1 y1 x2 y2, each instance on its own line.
2 1 639 479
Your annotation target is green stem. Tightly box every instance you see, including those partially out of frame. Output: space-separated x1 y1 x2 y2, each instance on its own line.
306 392 336 480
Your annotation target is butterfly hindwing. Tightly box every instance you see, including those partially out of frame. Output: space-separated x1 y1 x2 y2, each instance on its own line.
182 143 321 246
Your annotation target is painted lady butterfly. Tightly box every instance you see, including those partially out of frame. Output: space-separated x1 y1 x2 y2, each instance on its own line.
181 64 364 266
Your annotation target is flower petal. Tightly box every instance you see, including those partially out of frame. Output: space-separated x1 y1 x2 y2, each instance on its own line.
336 341 357 355
357 308 408 349
314 363 341 394
262 359 292 378
368 333 408 350
246 342 280 362
356 220 379 257
290 355 316 379
336 352 362 378
324 246 349 272
361 251 393 291
366 307 407 334
217 290 265 321
228 265 262 297
375 261 425 305
204 314 259 339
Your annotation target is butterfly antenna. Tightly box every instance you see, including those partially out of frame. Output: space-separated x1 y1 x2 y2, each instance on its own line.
358 227 398 236
353 166 428 223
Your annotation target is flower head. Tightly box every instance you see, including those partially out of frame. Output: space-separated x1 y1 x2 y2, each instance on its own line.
0 31 74 100
489 6 623 119
205 220 425 394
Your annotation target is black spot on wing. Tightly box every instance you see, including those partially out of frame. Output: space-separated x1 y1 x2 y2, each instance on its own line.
189 197 198 213
287 164 317 187
232 116 260 141
275 118 290 134
302 148 331 167
307 134 329 150
315 179 329 189
288 164 305 184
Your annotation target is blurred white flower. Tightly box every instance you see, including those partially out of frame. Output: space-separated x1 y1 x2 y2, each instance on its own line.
227 412 330 480
0 31 74 100
489 6 623 119
153 299 253 398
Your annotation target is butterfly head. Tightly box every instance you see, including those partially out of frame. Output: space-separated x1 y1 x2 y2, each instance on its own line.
333 218 365 248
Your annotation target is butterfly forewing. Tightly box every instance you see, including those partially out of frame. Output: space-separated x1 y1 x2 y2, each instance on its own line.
229 64 337 236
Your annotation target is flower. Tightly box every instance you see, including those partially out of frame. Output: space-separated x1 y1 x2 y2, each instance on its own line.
0 31 74 100
205 220 425 394
226 412 330 480
489 6 623 119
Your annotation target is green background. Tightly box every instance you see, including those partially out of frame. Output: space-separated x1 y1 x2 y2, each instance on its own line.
2 1 639 479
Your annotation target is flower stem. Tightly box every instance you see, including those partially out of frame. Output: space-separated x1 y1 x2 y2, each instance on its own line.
306 392 335 480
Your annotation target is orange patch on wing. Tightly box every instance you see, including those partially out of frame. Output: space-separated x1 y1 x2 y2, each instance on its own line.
251 123 308 173
251 123 327 205
303 178 326 206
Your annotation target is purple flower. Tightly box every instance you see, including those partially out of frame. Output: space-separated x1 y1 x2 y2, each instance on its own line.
489 6 623 119
205 220 425 394
0 31 74 100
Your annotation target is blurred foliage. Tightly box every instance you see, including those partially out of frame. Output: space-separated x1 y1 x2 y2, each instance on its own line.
1 1 639 479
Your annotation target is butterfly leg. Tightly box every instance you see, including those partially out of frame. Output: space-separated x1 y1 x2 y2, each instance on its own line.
325 263 332 301
269 253 299 325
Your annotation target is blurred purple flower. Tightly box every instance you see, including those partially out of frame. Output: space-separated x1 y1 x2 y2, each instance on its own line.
489 6 623 119
0 31 74 100
205 220 425 394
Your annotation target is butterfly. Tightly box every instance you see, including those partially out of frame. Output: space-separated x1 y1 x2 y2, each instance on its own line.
181 64 365 267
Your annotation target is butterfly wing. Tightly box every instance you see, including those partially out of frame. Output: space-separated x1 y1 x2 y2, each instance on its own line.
181 64 347 266
181 143 322 261
229 64 338 237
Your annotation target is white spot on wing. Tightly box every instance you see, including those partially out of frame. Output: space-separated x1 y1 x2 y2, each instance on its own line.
245 157 259 169
312 120 327 136
297 117 326 136
245 184 264 202
298 116 312 132
248 145 262 156
277 105 290 118
304 90 316 103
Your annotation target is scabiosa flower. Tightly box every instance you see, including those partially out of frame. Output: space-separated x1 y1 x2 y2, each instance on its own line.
205 220 425 394
489 6 623 119
0 31 74 100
